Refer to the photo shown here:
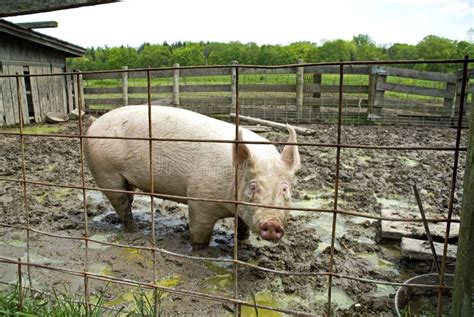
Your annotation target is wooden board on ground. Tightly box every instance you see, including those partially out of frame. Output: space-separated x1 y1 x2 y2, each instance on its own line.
380 208 459 240
401 237 457 261
241 125 273 133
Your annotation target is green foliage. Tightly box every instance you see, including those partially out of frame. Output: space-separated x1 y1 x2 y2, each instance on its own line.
0 285 106 316
318 39 356 61
67 34 473 72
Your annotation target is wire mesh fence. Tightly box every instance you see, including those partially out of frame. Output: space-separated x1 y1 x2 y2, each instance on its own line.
0 58 472 316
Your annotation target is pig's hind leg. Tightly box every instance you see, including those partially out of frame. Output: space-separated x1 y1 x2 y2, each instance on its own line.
188 201 220 250
96 173 137 232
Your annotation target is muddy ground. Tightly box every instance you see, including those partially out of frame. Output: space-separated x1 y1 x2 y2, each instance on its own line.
0 118 467 316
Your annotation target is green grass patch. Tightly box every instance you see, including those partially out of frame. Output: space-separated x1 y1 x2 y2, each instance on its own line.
0 124 66 135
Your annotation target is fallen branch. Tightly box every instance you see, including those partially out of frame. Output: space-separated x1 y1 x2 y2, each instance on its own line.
229 113 315 135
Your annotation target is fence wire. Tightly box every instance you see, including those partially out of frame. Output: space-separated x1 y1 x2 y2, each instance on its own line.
0 58 472 316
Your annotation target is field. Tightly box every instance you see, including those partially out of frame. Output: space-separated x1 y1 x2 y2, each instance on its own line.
0 118 466 316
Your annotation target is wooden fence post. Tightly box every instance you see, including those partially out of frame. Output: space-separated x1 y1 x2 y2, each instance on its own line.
73 72 85 112
452 101 474 316
296 59 304 122
368 66 386 118
122 66 128 107
231 61 238 111
172 63 180 106
65 66 74 114
452 70 468 126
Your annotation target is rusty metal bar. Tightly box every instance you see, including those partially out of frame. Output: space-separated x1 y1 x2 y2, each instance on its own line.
17 257 23 312
437 56 470 316
0 256 452 290
327 62 345 316
0 130 469 152
14 73 32 289
76 70 91 316
232 61 241 317
1 58 473 79
0 131 468 152
0 176 461 223
0 176 462 223
146 68 160 317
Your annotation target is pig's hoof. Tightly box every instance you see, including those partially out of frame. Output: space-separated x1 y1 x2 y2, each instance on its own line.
191 242 208 251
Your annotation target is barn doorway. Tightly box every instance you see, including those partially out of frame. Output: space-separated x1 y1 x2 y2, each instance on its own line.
23 66 35 122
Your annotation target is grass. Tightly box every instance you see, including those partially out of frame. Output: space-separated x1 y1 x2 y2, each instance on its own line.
0 285 105 316
0 284 164 316
0 124 66 134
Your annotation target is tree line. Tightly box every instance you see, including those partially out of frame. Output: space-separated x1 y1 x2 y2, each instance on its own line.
68 34 474 73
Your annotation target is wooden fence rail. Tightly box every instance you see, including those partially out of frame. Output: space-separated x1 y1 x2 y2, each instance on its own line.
81 62 473 126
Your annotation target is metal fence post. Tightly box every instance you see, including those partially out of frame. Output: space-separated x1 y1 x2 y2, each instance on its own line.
452 57 473 317
122 66 128 107
173 63 180 106
296 59 304 122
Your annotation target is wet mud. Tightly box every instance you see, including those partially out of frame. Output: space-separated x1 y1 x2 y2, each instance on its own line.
0 120 466 316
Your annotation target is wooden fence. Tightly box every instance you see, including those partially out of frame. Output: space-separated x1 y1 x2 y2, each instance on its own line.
82 62 474 126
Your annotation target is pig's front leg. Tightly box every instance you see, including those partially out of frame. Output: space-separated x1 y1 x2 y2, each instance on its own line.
237 217 249 241
188 202 219 250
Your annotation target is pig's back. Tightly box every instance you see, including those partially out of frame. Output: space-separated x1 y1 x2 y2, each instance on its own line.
85 105 277 196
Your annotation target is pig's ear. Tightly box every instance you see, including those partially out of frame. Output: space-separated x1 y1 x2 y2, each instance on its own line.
233 129 253 166
281 124 301 172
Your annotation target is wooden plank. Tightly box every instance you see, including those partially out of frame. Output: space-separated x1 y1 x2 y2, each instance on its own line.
380 208 459 240
84 87 122 94
384 99 450 113
308 84 369 94
401 237 457 261
180 84 230 93
65 67 74 113
128 86 173 94
11 65 29 124
385 66 457 83
85 98 122 106
0 0 119 17
82 72 121 80
240 84 295 93
16 21 58 29
378 82 453 98
3 65 18 125
229 113 315 135
0 69 4 126
29 67 42 122
304 65 370 75
179 97 232 105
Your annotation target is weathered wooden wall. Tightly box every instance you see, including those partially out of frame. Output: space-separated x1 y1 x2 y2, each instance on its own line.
0 33 73 126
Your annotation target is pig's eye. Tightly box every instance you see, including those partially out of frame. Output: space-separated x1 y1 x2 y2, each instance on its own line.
247 181 258 199
280 182 290 195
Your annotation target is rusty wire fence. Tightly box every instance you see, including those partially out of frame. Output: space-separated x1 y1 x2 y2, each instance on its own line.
0 57 472 316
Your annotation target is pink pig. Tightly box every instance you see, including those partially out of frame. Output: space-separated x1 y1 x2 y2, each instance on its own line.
85 106 300 249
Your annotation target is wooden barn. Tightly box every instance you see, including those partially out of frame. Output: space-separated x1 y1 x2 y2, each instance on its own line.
0 19 85 126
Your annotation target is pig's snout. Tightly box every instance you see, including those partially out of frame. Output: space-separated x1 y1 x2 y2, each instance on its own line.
259 220 284 241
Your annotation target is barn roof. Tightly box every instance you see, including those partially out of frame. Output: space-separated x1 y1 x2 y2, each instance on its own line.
0 19 85 57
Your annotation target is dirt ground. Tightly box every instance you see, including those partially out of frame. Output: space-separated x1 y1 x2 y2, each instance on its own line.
0 117 467 316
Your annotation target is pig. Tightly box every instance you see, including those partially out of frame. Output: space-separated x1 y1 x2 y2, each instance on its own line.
84 105 300 249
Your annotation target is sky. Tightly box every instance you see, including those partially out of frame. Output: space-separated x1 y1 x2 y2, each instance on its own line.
6 0 474 48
